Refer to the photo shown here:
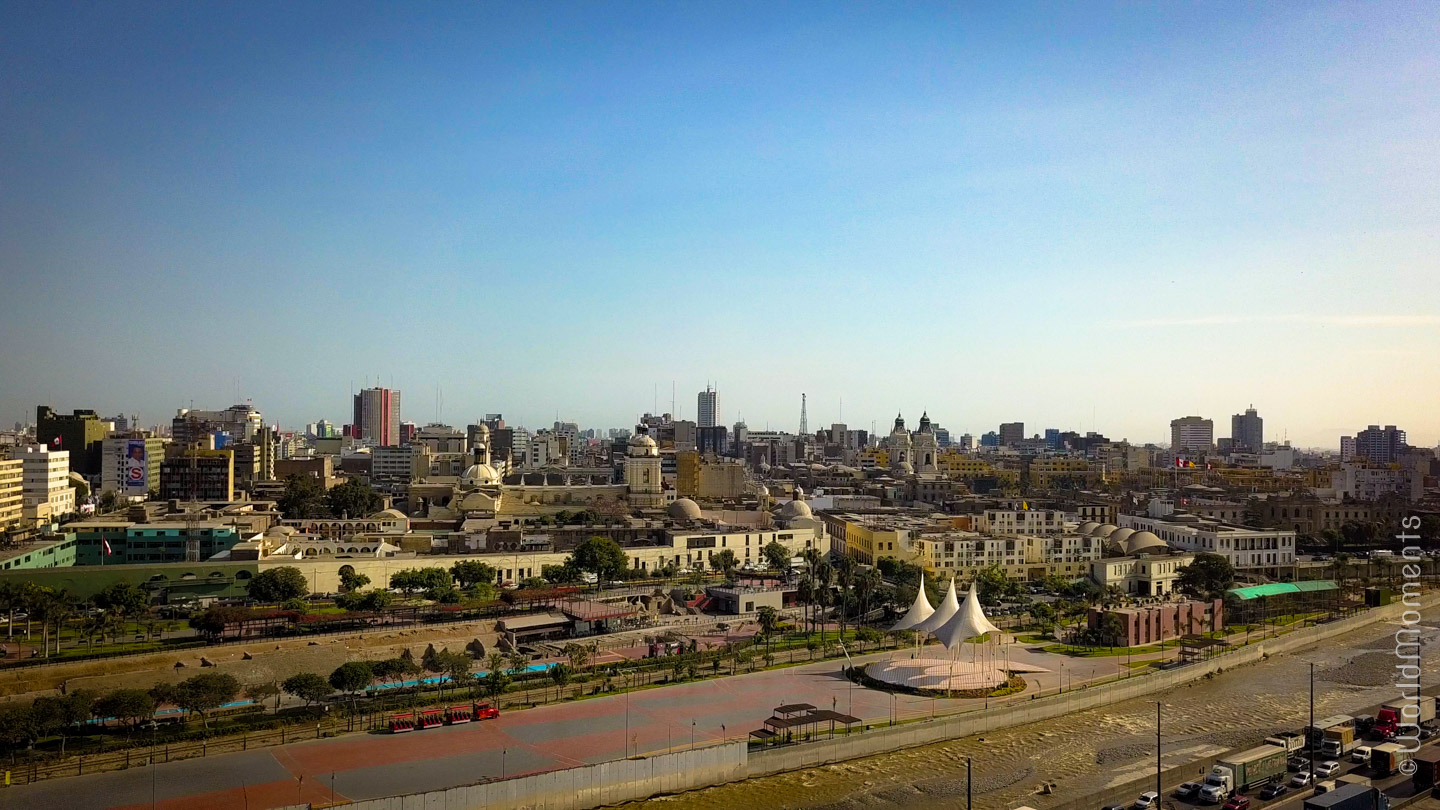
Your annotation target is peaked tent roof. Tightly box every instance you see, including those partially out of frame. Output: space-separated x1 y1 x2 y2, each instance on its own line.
914 577 960 635
891 574 935 631
934 584 1002 650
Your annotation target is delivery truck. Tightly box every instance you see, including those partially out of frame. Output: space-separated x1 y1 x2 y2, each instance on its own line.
1410 747 1440 790
1302 783 1388 810
1371 741 1414 777
1322 725 1360 758
1215 745 1291 792
1266 732 1306 752
1373 696 1437 739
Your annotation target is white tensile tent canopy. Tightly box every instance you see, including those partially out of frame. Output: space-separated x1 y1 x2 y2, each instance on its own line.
912 577 960 636
933 584 1001 650
890 574 934 632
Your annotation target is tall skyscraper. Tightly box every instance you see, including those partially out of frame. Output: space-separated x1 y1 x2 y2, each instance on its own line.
36 406 108 477
697 386 717 428
353 387 401 446
1170 416 1214 454
999 422 1025 447
1353 425 1407 464
1230 406 1264 453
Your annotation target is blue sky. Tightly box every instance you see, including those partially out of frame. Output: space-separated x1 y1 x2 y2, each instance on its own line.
1 2 1436 447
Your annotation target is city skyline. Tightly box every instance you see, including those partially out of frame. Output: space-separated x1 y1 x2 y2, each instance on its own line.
2 3 1437 447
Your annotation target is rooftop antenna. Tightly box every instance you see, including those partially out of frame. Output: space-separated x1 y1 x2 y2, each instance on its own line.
800 393 808 435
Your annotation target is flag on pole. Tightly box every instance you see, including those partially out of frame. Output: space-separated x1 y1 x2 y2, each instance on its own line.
102 539 112 556
51 436 61 447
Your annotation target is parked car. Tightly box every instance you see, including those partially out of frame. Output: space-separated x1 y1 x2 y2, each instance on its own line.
1314 761 1340 777
1259 783 1288 800
1135 791 1159 809
1101 805 1126 810
1175 782 1201 800
1223 796 1251 810
1288 772 1311 788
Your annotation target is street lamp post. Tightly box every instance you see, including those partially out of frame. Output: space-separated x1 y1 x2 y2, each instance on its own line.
1155 702 1162 799
691 719 696 750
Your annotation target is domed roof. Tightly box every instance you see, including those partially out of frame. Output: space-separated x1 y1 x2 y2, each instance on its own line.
629 432 656 447
461 464 501 486
777 500 813 520
373 508 407 519
668 498 703 521
1091 523 1119 538
265 525 297 537
1077 521 1100 536
1125 530 1167 554
897 461 915 474
1107 527 1136 553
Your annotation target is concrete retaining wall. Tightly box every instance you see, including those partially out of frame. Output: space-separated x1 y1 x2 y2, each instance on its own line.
339 742 747 810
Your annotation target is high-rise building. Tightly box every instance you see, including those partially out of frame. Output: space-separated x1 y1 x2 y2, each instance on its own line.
352 387 401 446
1230 406 1263 453
697 386 717 428
1170 416 1214 454
159 449 234 501
0 459 22 533
35 406 109 478
171 404 263 447
999 422 1025 447
1340 435 1357 462
101 435 164 496
697 425 728 455
17 445 75 516
1353 425 1407 464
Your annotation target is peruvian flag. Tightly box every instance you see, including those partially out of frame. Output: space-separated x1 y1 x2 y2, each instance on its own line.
102 539 112 556
51 436 61 447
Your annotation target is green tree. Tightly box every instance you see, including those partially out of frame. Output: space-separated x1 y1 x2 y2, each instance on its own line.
277 474 328 519
247 567 310 603
189 605 250 640
508 649 529 675
570 537 629 585
245 681 282 714
390 567 451 596
325 478 383 518
282 672 332 714
338 568 371 593
94 688 156 731
542 562 584 585
548 663 572 701
337 588 395 612
438 651 474 696
1177 553 1236 599
450 560 497 589
32 690 95 753
1100 612 1128 649
711 549 739 579
563 642 592 672
329 661 374 725
763 541 791 573
170 672 241 729
92 582 150 622
756 605 780 653
0 702 40 750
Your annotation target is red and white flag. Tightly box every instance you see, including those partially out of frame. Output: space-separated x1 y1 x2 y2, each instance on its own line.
102 539 112 556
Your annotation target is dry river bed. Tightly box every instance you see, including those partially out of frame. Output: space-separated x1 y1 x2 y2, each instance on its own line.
638 609 1440 810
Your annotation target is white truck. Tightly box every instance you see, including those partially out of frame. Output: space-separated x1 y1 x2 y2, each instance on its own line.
1200 766 1234 803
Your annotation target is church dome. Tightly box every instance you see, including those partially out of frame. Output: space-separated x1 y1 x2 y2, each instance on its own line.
628 433 658 456
897 461 915 474
668 498 703 521
461 464 501 486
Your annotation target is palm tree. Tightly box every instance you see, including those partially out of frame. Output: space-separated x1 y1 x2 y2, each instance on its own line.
800 548 822 634
856 568 881 626
835 555 856 642
0 582 18 641
815 561 834 645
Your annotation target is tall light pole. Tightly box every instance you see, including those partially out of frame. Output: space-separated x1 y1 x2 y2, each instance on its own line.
967 756 973 810
1308 662 1315 777
1155 702 1162 798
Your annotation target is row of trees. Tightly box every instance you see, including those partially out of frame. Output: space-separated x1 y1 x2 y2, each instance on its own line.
276 476 385 521
0 581 154 658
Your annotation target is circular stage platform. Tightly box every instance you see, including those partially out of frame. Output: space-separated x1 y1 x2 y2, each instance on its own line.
865 655 1049 692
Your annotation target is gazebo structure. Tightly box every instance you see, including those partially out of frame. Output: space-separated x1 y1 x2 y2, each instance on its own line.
868 584 1038 693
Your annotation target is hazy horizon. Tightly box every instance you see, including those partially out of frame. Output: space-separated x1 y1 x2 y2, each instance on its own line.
2 3 1437 448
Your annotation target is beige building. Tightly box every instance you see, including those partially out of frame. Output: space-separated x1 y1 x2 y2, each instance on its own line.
0 459 22 533
1089 552 1194 597
17 445 75 517
912 532 1103 580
